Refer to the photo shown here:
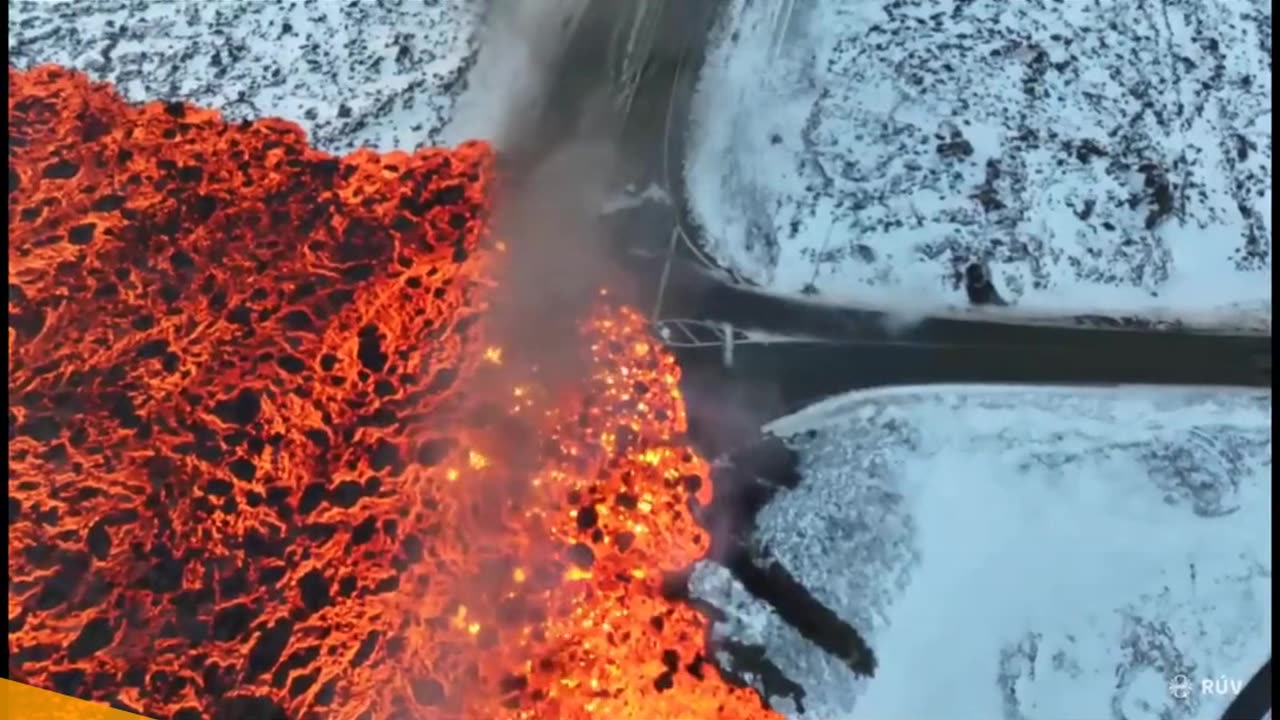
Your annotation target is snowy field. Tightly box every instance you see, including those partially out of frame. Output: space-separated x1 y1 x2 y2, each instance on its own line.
7 0 486 154
685 0 1273 332
6 0 599 156
693 384 1272 720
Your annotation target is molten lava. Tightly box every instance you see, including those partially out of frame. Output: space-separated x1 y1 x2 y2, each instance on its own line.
8 66 777 720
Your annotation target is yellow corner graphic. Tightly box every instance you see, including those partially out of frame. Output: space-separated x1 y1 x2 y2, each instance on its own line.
1 678 155 720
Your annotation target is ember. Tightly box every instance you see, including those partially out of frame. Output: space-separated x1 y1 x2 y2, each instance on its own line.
8 66 775 720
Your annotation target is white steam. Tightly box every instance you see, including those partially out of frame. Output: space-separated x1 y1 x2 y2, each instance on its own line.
442 0 591 151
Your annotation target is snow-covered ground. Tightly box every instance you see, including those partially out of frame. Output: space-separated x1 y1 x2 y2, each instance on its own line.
692 384 1272 720
7 0 485 154
6 0 612 157
684 0 1273 332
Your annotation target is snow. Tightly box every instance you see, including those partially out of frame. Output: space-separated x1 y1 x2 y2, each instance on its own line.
684 0 1273 332
693 384 1272 720
7 0 484 154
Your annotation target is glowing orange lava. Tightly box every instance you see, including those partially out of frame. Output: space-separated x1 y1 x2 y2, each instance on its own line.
8 65 777 720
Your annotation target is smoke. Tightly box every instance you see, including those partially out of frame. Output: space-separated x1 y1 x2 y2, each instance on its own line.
449 0 650 394
873 305 931 337
485 134 639 388
443 0 590 151
448 0 791 532
453 0 794 482
678 358 788 462
450 0 794 460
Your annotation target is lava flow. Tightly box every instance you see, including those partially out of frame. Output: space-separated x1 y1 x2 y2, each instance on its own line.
8 65 777 720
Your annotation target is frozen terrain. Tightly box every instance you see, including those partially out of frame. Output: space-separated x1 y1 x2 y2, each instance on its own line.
7 0 484 154
692 384 1272 720
685 0 1273 331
